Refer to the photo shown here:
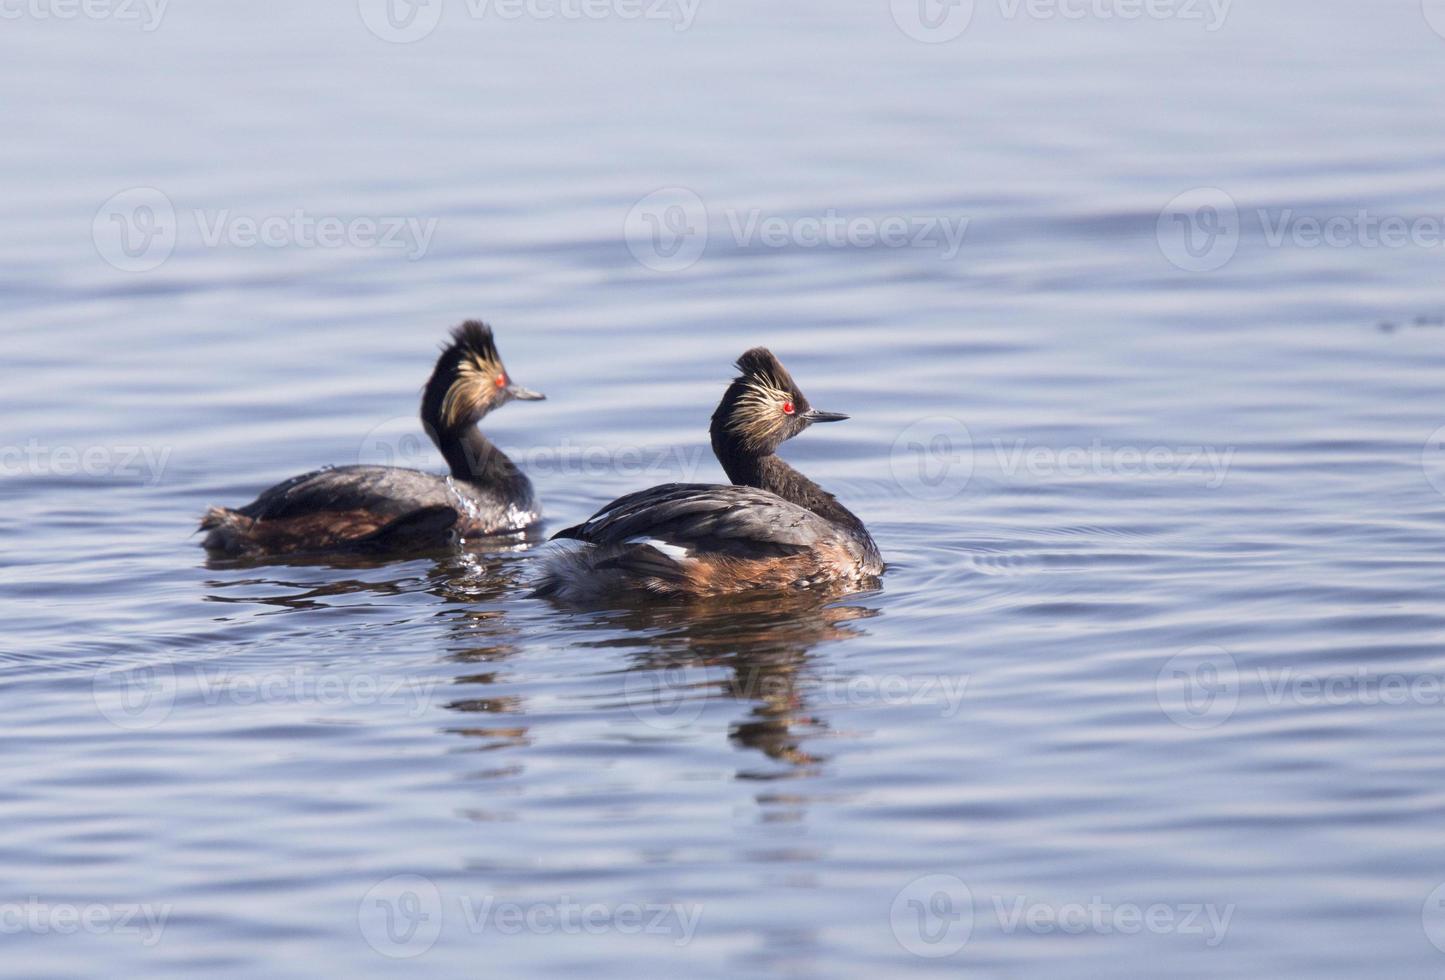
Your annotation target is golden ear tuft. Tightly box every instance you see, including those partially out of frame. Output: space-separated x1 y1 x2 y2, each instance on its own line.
727 375 793 451
440 351 500 428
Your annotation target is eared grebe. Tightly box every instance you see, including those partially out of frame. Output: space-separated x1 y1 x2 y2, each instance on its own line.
201 321 545 556
538 348 882 599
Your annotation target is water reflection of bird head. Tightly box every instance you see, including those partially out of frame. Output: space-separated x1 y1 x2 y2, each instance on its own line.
592 593 881 769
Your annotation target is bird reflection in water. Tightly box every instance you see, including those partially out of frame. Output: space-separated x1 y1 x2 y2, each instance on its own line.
546 589 881 775
438 568 528 753
201 542 529 610
203 545 881 773
203 547 534 754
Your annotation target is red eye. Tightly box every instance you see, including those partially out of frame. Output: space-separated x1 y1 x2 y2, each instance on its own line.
782 401 795 415
495 374 507 388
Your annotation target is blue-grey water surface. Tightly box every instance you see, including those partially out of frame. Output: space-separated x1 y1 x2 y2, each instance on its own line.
5 0 1445 976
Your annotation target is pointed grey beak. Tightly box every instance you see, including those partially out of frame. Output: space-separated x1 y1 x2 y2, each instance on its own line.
508 385 546 401
803 409 849 424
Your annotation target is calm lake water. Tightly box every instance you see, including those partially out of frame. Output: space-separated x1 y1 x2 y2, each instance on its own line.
6 0 1445 976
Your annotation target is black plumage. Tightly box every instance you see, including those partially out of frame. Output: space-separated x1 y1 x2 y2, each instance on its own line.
201 321 545 557
540 348 881 598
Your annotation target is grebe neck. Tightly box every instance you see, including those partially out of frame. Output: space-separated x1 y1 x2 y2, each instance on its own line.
432 424 527 490
718 448 868 538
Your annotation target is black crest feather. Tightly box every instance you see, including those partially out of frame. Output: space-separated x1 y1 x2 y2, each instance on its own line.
450 320 499 361
733 347 801 394
711 346 814 458
422 320 504 430
735 347 781 378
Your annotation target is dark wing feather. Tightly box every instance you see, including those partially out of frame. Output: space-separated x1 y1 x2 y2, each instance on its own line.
350 505 459 552
553 483 832 558
236 466 455 522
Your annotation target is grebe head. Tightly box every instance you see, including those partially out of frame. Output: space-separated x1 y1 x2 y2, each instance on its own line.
421 321 545 432
710 347 848 457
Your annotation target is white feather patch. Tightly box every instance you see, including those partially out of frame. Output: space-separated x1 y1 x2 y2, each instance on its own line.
624 536 693 562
